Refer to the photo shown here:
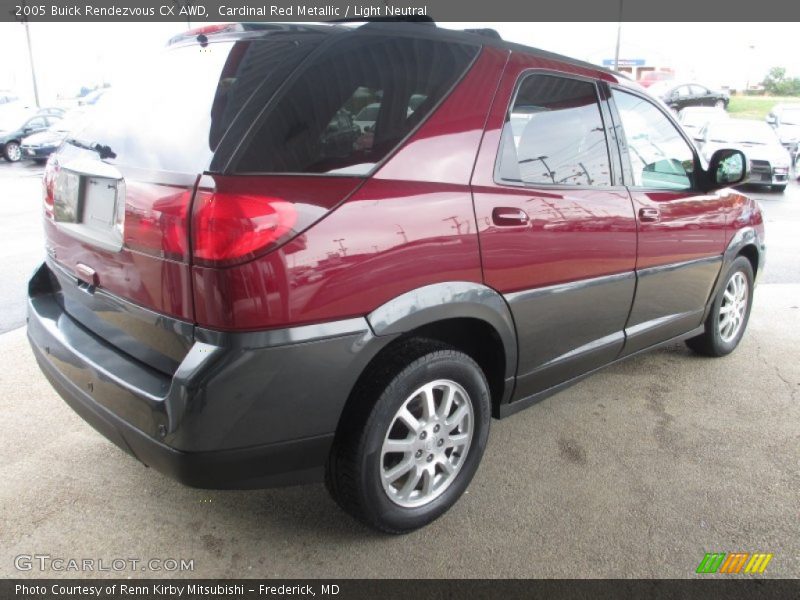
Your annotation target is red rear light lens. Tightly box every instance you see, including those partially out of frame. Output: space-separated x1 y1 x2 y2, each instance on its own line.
42 158 59 219
192 191 298 267
123 188 192 261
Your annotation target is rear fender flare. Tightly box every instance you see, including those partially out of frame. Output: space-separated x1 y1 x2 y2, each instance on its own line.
366 281 518 383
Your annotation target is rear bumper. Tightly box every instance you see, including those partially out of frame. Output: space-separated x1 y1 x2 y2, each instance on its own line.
30 344 333 488
27 262 386 489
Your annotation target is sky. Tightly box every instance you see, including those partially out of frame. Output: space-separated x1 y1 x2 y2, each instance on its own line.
1 21 799 105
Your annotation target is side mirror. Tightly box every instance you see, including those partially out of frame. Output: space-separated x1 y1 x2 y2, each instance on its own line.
706 148 747 190
766 115 777 126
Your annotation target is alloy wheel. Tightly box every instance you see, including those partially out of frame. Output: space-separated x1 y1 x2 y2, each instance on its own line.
6 142 21 162
380 379 474 508
718 271 748 343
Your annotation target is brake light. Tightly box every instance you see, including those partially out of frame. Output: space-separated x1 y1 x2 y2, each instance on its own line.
42 158 59 219
123 187 192 261
191 191 298 267
167 23 241 46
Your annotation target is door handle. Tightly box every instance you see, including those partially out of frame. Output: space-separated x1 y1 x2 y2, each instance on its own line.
492 207 530 226
639 207 661 223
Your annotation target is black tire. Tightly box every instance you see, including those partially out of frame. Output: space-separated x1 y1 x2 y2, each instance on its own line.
714 99 726 110
686 256 754 357
3 141 21 162
772 184 786 193
326 338 491 534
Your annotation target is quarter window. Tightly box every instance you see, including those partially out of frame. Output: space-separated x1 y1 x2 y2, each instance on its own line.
612 89 695 190
496 74 612 187
236 35 478 175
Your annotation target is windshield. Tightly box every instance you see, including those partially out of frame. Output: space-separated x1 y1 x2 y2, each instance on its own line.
781 108 800 125
707 121 777 145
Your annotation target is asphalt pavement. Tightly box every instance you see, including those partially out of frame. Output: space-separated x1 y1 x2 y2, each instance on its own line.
0 161 798 578
0 161 44 334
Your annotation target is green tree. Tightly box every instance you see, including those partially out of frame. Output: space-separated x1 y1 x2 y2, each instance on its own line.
761 67 800 96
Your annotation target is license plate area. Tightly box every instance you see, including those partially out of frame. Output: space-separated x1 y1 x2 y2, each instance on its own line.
53 165 125 253
83 177 119 230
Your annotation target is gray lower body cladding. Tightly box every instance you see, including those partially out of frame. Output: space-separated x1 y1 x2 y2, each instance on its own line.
27 262 394 489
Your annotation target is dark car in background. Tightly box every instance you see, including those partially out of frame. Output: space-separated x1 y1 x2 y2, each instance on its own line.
27 22 763 534
0 113 61 162
649 81 729 112
21 110 87 164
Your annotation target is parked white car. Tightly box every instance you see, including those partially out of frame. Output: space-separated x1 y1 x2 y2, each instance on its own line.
678 106 728 137
695 119 791 192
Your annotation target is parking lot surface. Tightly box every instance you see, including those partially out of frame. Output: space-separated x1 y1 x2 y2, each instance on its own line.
0 161 798 578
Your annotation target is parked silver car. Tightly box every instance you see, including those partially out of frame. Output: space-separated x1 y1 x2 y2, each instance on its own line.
695 119 791 192
767 103 800 153
678 106 728 137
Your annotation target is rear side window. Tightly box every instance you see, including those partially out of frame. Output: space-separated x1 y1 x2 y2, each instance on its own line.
496 74 612 187
235 35 478 175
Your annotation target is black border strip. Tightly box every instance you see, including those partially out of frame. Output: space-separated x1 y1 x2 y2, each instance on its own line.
3 578 799 600
4 0 800 22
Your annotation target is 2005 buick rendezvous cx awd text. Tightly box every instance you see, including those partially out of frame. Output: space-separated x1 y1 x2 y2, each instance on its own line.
27 22 765 533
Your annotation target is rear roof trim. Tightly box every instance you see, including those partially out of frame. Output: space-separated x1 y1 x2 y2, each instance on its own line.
165 21 622 84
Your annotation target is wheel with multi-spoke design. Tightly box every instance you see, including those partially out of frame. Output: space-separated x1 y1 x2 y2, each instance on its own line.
380 379 474 508
3 141 21 162
326 339 491 533
686 256 754 357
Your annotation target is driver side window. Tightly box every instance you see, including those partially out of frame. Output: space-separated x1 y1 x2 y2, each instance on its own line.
612 89 695 190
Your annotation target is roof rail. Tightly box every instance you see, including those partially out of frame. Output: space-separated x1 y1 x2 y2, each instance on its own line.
463 28 502 40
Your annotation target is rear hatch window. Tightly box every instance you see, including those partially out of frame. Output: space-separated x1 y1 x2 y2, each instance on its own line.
70 31 325 174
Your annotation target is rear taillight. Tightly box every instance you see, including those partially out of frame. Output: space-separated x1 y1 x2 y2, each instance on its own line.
123 187 192 261
42 158 59 219
191 191 298 267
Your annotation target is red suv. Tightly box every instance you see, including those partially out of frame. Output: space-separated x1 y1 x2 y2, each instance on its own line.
27 22 764 533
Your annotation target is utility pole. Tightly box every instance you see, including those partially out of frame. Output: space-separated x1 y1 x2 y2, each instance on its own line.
333 238 348 257
13 1 40 107
613 0 623 72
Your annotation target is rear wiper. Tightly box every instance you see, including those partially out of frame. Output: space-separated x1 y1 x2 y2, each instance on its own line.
65 137 117 160
738 140 765 145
